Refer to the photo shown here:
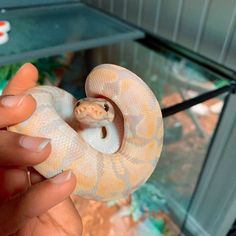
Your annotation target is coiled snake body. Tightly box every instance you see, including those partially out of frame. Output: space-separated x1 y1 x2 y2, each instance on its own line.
9 64 163 201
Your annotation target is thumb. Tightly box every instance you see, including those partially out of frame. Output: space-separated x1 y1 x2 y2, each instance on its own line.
3 63 38 95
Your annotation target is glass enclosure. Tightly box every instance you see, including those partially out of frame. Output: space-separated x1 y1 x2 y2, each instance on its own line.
63 41 227 236
0 39 229 235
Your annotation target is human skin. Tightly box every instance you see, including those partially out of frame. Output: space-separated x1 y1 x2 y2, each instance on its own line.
0 63 83 236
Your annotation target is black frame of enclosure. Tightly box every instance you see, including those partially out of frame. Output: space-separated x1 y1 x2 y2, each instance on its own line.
161 85 231 117
137 33 236 117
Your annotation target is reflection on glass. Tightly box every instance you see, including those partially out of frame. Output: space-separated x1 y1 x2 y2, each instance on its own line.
64 41 228 107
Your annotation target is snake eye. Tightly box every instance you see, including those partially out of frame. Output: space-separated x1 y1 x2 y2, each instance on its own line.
104 103 109 112
76 101 80 107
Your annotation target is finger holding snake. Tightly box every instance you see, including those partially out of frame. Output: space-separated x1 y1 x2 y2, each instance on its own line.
0 64 82 236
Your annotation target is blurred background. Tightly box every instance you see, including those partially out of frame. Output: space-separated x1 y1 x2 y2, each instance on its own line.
0 1 235 236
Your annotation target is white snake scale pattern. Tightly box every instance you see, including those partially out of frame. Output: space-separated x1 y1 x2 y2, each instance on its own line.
9 64 163 201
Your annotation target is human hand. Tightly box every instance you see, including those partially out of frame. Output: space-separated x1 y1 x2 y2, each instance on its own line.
0 63 82 236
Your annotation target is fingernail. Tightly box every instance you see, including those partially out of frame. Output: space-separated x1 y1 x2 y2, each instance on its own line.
19 136 51 152
1 95 27 108
50 170 72 184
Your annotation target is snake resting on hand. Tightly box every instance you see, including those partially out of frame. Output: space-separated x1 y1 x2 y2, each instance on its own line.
9 64 163 201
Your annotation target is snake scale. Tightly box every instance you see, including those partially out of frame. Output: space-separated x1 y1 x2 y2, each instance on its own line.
9 64 163 201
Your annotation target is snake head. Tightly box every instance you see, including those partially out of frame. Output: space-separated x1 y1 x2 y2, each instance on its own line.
74 97 115 128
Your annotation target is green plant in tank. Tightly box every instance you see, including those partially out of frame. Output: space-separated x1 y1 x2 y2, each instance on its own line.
213 78 229 88
32 57 67 85
0 56 66 85
0 63 21 81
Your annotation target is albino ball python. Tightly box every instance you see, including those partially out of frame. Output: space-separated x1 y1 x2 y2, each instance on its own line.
9 64 163 201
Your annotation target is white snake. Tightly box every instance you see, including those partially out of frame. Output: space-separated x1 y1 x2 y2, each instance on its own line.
9 64 163 201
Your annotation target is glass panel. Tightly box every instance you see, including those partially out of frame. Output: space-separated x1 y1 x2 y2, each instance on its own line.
60 41 229 108
58 41 227 234
0 41 228 235
0 3 143 65
150 95 225 226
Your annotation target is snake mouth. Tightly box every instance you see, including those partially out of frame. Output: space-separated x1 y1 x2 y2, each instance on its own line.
76 114 110 128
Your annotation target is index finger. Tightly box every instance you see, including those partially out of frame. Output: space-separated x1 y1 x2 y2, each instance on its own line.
3 63 38 95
